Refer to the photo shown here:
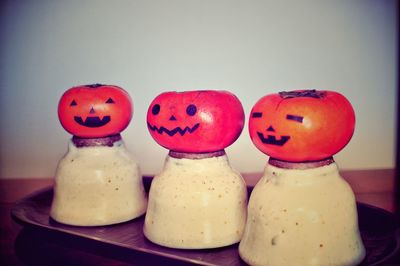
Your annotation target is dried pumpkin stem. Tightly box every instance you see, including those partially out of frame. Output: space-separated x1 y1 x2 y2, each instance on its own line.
279 90 326 99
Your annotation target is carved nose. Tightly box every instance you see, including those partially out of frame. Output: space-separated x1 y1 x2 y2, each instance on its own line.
89 107 96 114
169 115 177 121
267 125 275 132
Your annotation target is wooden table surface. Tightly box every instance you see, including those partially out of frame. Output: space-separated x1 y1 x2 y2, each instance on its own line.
0 170 398 265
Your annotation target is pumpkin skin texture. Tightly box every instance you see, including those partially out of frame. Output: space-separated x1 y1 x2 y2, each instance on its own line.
249 90 355 162
58 84 132 138
147 90 245 153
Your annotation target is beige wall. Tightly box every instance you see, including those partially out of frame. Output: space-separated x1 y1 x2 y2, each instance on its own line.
0 0 397 178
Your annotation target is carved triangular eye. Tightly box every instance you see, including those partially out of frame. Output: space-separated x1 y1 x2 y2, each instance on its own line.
105 98 115 104
70 100 77 106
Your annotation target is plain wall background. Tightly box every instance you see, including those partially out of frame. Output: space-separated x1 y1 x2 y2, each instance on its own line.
0 0 397 178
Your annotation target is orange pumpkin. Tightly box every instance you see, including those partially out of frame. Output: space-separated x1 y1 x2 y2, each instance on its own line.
58 84 132 138
147 90 245 153
249 90 355 162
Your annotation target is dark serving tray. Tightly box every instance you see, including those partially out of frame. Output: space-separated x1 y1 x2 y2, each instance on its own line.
11 180 400 266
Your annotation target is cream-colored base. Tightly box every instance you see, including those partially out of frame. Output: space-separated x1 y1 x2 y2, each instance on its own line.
239 162 365 266
50 140 147 226
143 154 247 249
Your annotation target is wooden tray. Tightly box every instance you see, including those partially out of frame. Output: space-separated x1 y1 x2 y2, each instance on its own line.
11 179 400 265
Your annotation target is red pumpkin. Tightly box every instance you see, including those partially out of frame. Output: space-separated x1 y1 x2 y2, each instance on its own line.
58 84 132 138
147 90 245 153
249 90 355 162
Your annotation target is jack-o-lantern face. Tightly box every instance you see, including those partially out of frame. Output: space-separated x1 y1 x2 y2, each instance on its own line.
58 84 132 138
249 90 355 162
147 90 245 153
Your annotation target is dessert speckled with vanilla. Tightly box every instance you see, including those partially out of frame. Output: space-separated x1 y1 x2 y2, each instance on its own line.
144 153 247 248
50 137 147 226
239 160 365 266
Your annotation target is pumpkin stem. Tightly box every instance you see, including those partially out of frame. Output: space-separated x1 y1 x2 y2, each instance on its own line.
279 89 326 99
85 83 104 88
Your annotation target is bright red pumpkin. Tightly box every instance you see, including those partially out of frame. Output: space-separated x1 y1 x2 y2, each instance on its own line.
249 90 355 162
58 84 132 138
147 90 245 153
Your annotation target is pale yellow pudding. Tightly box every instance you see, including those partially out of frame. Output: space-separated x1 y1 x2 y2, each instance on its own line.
144 153 247 248
50 139 147 226
239 161 365 266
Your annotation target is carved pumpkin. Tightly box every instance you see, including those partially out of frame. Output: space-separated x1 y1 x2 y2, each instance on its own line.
147 90 245 153
58 84 132 138
249 90 355 162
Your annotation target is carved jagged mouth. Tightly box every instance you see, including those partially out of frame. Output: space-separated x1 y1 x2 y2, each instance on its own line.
147 122 200 137
74 116 111 127
257 132 290 146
